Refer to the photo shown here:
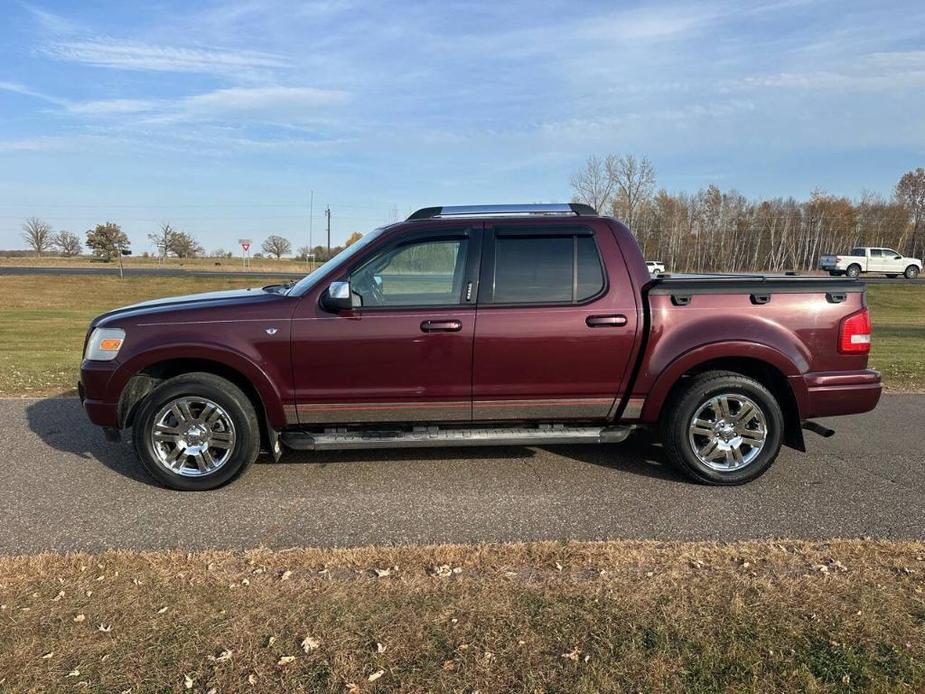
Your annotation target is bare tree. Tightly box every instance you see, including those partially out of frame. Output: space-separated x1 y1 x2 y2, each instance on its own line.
22 217 53 256
262 235 292 258
53 230 82 257
148 223 176 260
895 167 925 258
608 154 656 230
570 155 617 213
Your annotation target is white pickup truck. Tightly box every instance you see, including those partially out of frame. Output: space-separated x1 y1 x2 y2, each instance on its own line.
819 247 922 279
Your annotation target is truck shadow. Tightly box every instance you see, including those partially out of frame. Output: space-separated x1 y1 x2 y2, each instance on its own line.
26 397 681 485
25 397 159 486
539 430 682 482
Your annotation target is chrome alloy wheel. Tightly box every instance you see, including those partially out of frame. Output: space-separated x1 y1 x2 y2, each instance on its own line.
149 397 236 477
687 394 767 471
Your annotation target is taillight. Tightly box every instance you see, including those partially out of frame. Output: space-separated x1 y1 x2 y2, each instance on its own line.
839 308 871 354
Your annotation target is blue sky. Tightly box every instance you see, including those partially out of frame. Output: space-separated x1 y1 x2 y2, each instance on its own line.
1 0 924 252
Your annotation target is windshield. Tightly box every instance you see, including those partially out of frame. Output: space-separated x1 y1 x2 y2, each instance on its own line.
287 226 389 296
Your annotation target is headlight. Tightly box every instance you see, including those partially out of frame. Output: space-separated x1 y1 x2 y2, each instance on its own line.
84 327 126 361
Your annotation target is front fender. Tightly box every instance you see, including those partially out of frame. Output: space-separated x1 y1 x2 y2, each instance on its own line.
112 343 289 429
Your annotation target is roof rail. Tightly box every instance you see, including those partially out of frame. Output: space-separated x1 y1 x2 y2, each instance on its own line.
407 203 598 221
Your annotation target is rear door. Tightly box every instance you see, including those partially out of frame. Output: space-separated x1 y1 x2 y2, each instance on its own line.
471 219 639 421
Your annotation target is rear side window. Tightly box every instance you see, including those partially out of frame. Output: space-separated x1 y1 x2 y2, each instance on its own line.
870 249 883 257
491 231 605 304
850 248 865 256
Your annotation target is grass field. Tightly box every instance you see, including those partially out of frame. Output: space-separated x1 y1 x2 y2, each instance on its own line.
0 275 922 396
864 284 925 391
1 540 923 692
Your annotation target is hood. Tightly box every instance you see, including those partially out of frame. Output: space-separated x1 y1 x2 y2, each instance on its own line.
91 287 288 328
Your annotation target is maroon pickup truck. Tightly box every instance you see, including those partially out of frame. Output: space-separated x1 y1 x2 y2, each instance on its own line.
79 204 881 490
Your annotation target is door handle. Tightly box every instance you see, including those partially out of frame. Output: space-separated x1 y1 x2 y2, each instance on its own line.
586 314 627 328
421 319 462 333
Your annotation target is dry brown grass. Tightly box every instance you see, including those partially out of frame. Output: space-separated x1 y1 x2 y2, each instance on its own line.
1 540 923 692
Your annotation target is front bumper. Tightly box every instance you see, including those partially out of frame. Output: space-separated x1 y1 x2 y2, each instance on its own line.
794 369 882 419
79 360 120 427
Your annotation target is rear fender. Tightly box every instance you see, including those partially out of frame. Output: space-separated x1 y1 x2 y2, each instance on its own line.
640 341 804 424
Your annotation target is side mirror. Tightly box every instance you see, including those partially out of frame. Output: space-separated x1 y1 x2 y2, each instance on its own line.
894 256 902 260
321 280 353 312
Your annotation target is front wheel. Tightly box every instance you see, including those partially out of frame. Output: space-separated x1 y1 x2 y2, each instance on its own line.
661 371 784 485
132 372 260 490
905 265 920 280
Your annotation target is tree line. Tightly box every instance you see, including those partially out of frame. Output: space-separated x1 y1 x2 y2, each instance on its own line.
570 155 925 272
18 219 365 262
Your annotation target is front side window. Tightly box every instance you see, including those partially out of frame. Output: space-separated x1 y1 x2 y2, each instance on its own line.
349 238 468 307
491 231 605 304
883 249 900 257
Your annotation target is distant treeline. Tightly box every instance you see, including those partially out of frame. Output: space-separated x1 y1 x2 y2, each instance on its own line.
571 155 925 272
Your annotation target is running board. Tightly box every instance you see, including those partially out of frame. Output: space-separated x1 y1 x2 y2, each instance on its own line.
280 424 635 451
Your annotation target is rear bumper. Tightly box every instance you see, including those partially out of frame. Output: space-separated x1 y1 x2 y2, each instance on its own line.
793 369 882 419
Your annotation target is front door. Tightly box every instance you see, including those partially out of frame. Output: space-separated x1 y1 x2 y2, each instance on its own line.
472 220 639 421
290 226 479 425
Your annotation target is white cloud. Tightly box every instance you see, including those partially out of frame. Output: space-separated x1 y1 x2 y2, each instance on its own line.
66 86 349 127
44 38 289 75
21 2 81 35
729 50 925 92
577 4 720 42
67 98 158 115
0 80 68 105
183 86 347 113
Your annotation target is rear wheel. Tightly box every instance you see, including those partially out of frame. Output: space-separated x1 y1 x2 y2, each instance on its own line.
846 264 861 279
661 371 784 485
132 373 260 490
905 265 920 280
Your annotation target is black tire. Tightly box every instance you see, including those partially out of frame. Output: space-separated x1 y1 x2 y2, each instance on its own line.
846 264 861 279
132 372 260 490
661 371 784 485
905 265 920 280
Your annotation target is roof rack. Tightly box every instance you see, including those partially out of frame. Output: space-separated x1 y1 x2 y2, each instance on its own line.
407 203 598 221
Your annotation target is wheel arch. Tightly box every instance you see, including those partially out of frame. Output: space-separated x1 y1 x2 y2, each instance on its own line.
116 357 281 452
642 349 805 451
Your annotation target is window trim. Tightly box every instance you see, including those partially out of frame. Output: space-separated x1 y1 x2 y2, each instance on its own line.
331 226 481 312
478 224 608 307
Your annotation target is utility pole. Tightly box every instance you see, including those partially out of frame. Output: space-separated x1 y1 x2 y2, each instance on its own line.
308 189 314 271
325 206 331 258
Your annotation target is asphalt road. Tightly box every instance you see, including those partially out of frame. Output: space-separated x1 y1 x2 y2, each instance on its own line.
2 395 922 554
